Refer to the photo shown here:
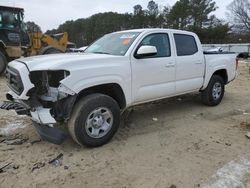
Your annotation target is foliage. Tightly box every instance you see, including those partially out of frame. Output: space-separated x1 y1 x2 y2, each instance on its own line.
168 0 191 29
189 0 217 28
45 0 231 46
227 0 250 33
25 21 41 32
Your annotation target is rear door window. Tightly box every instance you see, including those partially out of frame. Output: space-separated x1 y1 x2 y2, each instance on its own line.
174 34 198 56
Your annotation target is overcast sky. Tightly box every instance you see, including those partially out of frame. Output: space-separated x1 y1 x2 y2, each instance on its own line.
1 0 232 32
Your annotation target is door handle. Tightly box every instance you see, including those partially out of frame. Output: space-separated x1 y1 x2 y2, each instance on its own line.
165 63 175 68
195 61 203 65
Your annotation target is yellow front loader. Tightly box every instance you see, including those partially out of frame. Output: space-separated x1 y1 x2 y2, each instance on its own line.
0 5 72 74
27 32 69 56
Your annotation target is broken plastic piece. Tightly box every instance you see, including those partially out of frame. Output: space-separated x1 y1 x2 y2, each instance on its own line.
32 162 45 172
0 163 12 173
30 107 56 125
152 117 158 121
33 122 67 145
246 132 250 139
49 153 63 167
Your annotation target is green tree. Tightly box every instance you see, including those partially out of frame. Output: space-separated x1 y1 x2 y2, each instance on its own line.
26 21 41 32
146 0 160 27
161 6 171 27
46 0 230 46
134 4 143 15
147 0 159 16
168 0 191 29
189 0 217 28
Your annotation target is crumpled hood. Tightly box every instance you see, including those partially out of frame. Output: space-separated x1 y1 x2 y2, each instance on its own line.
17 53 119 71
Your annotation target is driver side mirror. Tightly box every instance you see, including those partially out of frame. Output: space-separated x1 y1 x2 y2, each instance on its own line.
135 45 157 59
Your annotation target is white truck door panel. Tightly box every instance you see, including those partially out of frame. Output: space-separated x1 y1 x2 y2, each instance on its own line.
131 33 176 103
173 33 205 93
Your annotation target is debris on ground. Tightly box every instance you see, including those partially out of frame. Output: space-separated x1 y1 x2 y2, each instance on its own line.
48 153 63 167
170 185 177 188
0 121 26 136
3 134 28 145
0 163 12 173
0 136 5 143
0 163 19 173
225 142 232 146
64 165 69 170
29 139 42 145
152 117 158 122
236 109 250 115
31 162 45 172
4 138 27 145
245 132 250 139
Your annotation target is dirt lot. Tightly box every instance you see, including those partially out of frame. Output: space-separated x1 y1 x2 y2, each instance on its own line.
0 61 250 188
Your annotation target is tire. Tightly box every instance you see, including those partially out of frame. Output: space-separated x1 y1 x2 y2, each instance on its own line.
40 47 63 55
201 75 225 106
0 51 7 75
68 93 120 147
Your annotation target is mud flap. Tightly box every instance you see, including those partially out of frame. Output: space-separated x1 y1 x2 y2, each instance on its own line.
33 122 68 145
0 101 29 115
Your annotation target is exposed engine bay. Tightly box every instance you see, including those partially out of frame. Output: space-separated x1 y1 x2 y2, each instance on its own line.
28 70 76 123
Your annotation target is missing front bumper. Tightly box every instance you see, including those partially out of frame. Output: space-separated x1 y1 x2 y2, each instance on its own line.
33 122 68 145
1 101 68 145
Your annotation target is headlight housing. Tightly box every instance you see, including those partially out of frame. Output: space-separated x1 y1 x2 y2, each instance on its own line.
29 70 70 95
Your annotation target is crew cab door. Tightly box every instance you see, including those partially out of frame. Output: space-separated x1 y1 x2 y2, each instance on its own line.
173 33 205 93
131 32 176 104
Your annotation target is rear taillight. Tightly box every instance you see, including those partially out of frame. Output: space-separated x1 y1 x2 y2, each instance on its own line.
236 58 239 70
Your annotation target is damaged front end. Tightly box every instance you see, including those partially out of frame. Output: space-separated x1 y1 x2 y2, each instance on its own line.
28 70 77 124
1 62 77 144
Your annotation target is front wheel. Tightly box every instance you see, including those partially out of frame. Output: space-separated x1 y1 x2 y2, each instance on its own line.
68 93 120 147
201 75 225 106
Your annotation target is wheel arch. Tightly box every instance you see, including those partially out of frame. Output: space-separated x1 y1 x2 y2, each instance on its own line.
75 83 127 110
202 67 228 90
213 69 228 84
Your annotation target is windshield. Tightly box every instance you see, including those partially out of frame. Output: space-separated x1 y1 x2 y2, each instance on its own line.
85 32 141 56
0 10 22 29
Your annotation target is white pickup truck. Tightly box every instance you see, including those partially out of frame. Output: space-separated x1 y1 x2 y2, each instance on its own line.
1 28 237 147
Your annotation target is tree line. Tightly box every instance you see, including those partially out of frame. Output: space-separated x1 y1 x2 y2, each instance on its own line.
38 0 250 47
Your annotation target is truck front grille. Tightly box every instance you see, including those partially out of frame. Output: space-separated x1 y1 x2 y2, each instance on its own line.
5 66 24 95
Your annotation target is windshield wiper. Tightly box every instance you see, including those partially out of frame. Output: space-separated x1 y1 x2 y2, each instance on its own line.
93 51 111 55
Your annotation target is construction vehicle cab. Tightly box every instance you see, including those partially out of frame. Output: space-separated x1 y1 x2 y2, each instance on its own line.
0 6 29 73
0 5 69 74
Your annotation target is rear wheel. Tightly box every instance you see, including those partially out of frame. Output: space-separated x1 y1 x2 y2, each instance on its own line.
201 75 225 106
68 93 120 147
0 51 7 74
